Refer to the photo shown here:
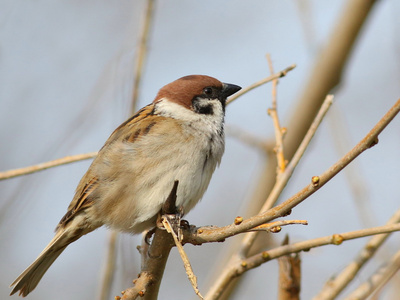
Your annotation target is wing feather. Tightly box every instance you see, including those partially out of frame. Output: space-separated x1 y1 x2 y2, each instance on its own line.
56 103 161 230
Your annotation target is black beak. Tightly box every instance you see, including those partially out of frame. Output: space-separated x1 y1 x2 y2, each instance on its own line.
221 83 242 99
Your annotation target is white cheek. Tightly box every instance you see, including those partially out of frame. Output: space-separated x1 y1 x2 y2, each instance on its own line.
155 98 198 120
155 98 225 132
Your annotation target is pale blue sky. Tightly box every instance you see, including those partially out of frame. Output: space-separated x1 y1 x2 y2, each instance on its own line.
1 1 400 299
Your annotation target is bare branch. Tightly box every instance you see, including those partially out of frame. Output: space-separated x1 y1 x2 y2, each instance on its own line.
236 94 333 258
119 228 174 300
118 272 153 300
185 98 400 246
344 249 400 300
99 231 118 300
130 0 156 114
249 220 308 232
261 95 334 212
0 152 97 181
162 217 203 299
226 64 296 105
314 207 400 300
278 236 301 300
266 54 286 175
243 223 400 275
278 253 301 300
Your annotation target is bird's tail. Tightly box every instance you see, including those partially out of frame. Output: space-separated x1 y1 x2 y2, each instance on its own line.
10 230 76 297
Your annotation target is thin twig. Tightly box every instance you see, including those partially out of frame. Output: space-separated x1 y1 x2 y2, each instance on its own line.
242 223 400 275
266 54 278 113
344 249 400 300
262 95 334 211
130 0 155 114
162 217 203 299
314 207 400 300
99 231 118 300
226 64 296 105
266 54 286 174
0 152 97 181
249 220 308 232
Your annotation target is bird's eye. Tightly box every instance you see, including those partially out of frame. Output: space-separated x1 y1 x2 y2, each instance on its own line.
203 87 213 96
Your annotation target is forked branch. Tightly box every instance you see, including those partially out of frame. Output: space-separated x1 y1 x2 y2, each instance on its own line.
183 99 400 246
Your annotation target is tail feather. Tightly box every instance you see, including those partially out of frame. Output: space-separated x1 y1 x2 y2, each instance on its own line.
10 231 71 297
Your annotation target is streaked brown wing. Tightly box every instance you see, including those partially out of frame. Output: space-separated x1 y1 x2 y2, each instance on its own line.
57 177 98 229
109 103 155 138
56 103 159 230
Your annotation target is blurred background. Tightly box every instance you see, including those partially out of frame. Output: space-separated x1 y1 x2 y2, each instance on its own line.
1 0 400 299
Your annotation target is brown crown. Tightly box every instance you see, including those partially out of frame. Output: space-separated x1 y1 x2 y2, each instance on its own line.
154 75 223 109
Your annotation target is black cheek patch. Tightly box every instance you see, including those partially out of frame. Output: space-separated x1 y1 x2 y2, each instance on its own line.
197 105 214 115
192 99 214 115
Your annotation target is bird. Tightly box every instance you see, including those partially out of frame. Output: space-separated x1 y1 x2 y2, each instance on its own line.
10 75 241 297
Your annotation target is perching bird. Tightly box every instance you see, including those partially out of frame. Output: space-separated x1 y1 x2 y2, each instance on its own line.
10 75 241 297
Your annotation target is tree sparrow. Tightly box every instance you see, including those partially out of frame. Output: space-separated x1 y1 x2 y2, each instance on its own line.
10 75 241 296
